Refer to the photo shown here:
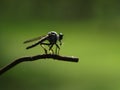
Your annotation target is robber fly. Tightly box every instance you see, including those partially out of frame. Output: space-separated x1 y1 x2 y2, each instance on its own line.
24 31 63 54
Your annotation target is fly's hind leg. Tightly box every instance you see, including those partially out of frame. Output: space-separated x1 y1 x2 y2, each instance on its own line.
40 43 51 54
40 44 47 54
49 44 54 54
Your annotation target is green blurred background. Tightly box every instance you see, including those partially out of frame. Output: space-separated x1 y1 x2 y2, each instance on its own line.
0 0 120 90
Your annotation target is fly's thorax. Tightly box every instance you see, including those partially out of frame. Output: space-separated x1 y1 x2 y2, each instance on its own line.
47 31 59 44
48 31 57 35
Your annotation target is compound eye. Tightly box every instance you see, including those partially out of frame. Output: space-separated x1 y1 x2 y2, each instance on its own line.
59 33 63 40
59 33 62 35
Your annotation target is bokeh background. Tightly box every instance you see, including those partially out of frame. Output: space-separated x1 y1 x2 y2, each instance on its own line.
0 0 120 90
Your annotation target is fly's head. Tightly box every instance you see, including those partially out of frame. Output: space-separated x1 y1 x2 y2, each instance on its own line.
59 33 63 45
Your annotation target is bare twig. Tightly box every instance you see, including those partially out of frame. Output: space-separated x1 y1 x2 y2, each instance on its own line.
0 54 79 75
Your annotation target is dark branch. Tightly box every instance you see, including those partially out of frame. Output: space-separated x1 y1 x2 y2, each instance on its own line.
0 54 79 75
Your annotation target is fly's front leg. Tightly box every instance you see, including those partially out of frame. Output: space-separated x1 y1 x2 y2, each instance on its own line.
55 44 60 55
50 48 54 54
55 45 58 55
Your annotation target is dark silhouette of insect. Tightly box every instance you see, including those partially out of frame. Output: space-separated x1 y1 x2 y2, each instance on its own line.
24 31 63 54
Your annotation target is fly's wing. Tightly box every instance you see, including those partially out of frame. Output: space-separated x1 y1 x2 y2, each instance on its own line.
24 35 49 49
24 35 46 44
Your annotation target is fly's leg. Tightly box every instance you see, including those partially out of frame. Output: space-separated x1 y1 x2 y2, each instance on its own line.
40 43 51 54
40 44 47 54
49 44 54 54
50 48 54 54
55 44 60 55
55 45 58 55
